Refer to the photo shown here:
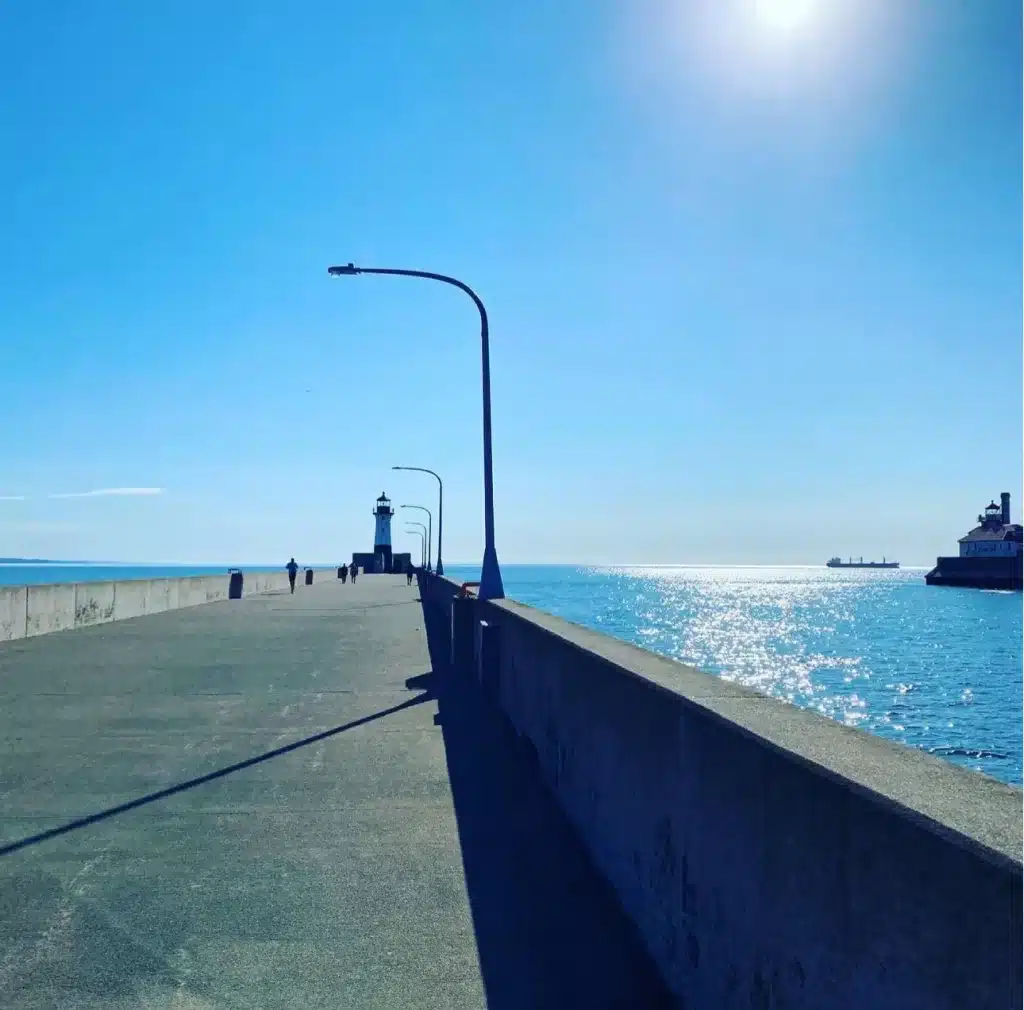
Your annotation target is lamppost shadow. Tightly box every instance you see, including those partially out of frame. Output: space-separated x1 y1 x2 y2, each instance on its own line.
0 691 434 859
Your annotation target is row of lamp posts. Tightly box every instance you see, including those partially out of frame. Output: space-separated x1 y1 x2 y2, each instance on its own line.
405 525 426 568
328 263 504 601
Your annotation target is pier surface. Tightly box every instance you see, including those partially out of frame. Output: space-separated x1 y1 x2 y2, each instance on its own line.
0 577 668 1008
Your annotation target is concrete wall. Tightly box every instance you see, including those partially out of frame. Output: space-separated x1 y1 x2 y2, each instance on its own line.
74 581 116 627
25 582 77 637
927 554 1023 589
243 571 292 596
419 573 1023 1010
0 585 27 641
351 551 414 574
0 567 336 643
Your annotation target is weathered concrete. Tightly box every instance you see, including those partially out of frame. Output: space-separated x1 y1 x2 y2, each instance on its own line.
24 582 76 637
111 577 153 622
420 573 1023 1010
0 577 670 1008
74 580 116 627
0 568 336 643
0 585 27 640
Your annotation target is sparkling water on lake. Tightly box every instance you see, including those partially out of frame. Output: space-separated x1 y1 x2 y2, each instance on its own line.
446 564 1022 786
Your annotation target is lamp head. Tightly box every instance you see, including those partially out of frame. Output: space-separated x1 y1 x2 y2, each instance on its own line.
328 263 360 276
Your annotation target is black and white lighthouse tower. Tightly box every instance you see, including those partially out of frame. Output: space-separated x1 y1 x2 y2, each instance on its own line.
373 492 395 573
350 491 411 575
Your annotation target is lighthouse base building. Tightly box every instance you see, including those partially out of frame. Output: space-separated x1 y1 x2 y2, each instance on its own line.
351 492 412 574
926 492 1022 590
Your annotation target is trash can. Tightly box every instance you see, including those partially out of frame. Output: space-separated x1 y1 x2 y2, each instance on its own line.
228 569 244 599
304 568 314 586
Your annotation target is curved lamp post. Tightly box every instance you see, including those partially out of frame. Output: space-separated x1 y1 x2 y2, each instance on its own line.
401 504 432 571
329 263 503 600
393 467 443 576
405 524 426 568
408 531 425 568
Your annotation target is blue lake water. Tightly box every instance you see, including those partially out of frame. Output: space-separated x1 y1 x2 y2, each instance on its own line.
3 561 1020 785
446 564 1022 786
0 563 324 586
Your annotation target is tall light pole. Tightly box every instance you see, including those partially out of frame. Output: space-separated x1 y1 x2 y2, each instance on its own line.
329 263 503 600
393 467 443 576
401 504 432 571
405 524 426 568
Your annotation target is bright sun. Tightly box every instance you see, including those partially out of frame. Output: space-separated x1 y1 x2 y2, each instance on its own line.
753 0 818 34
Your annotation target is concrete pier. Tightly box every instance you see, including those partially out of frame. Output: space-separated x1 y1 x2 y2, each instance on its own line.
422 573 1022 1010
0 577 669 1008
2 569 1020 1008
925 554 1023 589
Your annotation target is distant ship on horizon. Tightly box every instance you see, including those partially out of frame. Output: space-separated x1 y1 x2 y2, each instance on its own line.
826 557 900 569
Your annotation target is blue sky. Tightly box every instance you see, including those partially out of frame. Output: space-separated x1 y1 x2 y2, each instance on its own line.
0 0 1019 565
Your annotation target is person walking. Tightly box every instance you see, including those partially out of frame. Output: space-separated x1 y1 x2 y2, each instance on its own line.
350 564 358 584
286 557 299 594
406 564 414 587
340 563 348 584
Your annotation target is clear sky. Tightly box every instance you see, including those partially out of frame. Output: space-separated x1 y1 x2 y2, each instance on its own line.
0 0 1019 566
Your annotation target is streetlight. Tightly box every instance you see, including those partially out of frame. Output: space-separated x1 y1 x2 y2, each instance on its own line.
405 524 426 568
401 504 432 571
393 467 443 577
406 530 425 568
406 528 424 567
329 263 504 600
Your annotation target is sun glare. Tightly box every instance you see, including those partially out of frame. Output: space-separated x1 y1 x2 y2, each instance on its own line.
615 0 909 138
753 0 818 35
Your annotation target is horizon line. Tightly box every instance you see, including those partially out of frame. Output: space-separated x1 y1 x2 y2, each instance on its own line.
0 560 933 570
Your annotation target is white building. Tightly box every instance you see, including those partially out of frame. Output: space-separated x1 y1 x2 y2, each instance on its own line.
958 493 1023 558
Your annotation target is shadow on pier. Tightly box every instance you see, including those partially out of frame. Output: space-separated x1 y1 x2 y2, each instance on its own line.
0 691 434 859
417 602 674 1009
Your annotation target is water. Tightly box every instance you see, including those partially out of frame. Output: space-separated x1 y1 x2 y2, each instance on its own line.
0 563 326 586
446 564 1022 786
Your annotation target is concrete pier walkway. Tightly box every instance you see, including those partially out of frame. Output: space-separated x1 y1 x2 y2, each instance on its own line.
0 576 669 1008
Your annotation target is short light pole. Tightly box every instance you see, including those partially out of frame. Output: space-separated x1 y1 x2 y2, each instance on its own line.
329 263 503 599
401 504 432 571
392 466 443 577
405 524 426 568
407 530 424 568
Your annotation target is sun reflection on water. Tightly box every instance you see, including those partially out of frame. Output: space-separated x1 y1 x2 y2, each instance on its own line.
445 563 1021 783
579 566 1021 783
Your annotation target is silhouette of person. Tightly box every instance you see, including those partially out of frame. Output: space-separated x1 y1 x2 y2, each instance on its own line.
286 557 298 594
340 563 348 584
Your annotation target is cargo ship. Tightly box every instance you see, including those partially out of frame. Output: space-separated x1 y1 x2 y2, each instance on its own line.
826 557 899 569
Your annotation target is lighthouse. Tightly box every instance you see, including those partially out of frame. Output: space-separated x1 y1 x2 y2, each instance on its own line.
372 492 394 573
350 492 411 574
